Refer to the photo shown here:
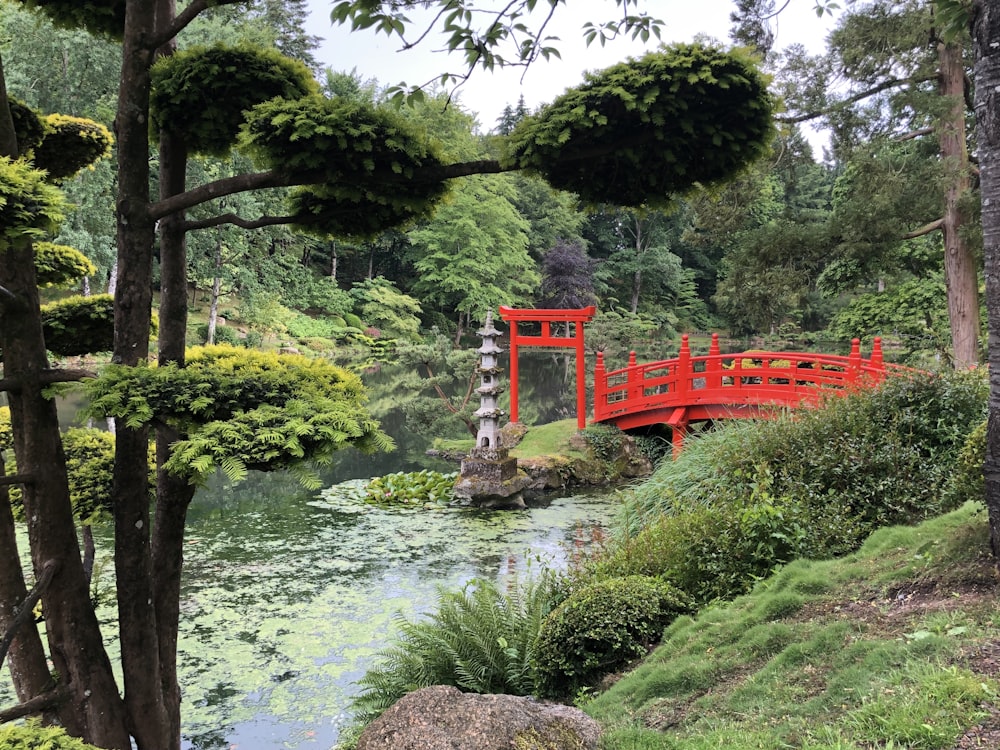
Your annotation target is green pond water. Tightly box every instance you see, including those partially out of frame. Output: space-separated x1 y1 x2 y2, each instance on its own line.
184 473 620 749
3 352 624 748
4 468 621 750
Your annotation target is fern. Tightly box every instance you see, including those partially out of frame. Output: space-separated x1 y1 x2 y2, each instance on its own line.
349 571 562 727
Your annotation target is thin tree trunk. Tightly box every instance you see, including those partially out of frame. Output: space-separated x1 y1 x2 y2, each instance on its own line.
0 52 127 746
207 240 223 345
0 455 58 719
938 40 979 369
973 0 1000 558
111 1 172 747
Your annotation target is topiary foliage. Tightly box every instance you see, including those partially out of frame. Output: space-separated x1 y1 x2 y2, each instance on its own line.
8 96 46 155
34 241 97 286
0 720 104 749
83 345 394 485
0 406 11 452
286 180 447 238
33 114 114 180
0 156 65 244
40 294 115 355
505 44 774 207
533 575 690 698
240 96 450 235
19 0 126 39
150 43 319 157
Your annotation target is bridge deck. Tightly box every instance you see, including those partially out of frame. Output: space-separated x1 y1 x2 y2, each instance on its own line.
592 334 906 455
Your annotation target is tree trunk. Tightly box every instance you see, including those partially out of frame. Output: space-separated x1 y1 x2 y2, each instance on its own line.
155 118 197 750
111 1 173 747
973 0 1000 558
208 240 223 345
0 455 57 719
0 52 129 746
938 40 979 369
330 241 338 280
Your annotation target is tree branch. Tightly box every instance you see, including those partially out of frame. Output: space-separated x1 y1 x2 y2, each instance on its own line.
0 376 21 393
777 76 929 124
39 368 96 384
0 685 70 724
182 213 305 233
895 127 935 142
151 0 248 49
0 559 58 673
0 474 32 486
148 169 318 220
150 160 507 223
902 217 945 239
0 283 24 310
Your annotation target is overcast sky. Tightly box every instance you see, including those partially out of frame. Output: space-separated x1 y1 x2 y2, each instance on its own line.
303 0 837 135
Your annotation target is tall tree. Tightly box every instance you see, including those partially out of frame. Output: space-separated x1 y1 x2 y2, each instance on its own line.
780 0 980 366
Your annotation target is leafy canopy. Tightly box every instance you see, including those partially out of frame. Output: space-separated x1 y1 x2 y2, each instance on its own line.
505 44 774 206
83 346 394 485
240 96 450 236
33 113 114 180
150 43 319 157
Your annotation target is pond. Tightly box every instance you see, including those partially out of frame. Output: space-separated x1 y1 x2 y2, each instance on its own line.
174 473 619 749
2 350 626 749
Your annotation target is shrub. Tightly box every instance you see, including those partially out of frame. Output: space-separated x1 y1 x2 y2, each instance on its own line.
0 721 102 749
533 575 690 698
351 572 562 724
942 418 986 508
196 323 240 346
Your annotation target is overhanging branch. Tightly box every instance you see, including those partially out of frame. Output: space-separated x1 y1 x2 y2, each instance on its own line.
182 213 304 232
0 685 70 724
902 217 944 239
0 559 59 673
149 169 317 221
777 76 929 125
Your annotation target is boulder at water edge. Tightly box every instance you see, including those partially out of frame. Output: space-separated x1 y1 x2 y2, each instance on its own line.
356 685 601 750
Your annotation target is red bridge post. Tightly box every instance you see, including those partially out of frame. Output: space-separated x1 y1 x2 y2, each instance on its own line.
594 352 606 421
706 333 722 390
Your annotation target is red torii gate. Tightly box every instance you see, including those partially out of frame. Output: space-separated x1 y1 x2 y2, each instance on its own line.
498 306 596 430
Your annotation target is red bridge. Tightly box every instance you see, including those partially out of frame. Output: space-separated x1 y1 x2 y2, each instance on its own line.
592 333 907 456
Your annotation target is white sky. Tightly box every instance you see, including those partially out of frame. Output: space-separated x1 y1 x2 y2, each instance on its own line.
303 0 837 133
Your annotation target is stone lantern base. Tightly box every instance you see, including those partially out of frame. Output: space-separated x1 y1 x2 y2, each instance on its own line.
455 446 531 509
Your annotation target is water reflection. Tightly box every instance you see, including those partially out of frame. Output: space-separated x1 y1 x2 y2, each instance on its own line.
177 474 619 750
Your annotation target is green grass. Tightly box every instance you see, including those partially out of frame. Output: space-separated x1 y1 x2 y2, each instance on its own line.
583 502 1000 750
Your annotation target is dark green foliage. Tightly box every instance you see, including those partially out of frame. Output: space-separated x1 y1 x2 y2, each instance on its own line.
598 369 988 605
33 113 113 180
150 43 318 157
942 419 986 508
19 0 126 38
8 96 45 154
240 96 449 237
196 323 241 346
41 293 114 355
0 156 65 243
83 345 393 484
34 241 96 286
351 573 561 724
506 44 773 207
581 423 628 462
0 720 103 749
533 575 690 698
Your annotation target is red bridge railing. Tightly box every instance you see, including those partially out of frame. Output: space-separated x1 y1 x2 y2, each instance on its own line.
593 333 908 456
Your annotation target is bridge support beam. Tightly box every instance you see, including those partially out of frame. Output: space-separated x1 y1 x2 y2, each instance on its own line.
666 407 689 458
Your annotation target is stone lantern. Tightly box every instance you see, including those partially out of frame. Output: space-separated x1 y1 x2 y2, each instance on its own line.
454 311 530 508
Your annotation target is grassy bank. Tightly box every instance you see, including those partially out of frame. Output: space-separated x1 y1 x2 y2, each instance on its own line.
585 502 1000 749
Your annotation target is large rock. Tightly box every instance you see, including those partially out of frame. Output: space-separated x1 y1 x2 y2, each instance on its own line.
356 685 601 750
